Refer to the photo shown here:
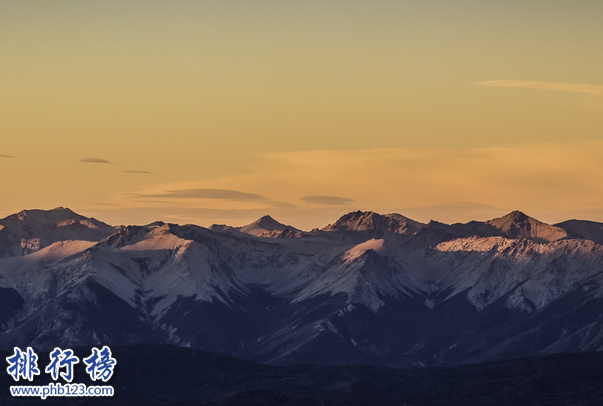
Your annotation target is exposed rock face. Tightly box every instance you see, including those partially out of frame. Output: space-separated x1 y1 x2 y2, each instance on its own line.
211 215 302 238
323 210 423 235
0 207 116 257
2 208 603 367
485 210 569 243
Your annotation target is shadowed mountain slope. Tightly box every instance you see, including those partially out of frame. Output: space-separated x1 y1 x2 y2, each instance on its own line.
2 208 603 368
2 345 603 406
555 219 603 245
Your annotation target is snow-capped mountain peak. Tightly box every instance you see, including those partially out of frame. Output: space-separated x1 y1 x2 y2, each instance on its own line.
0 207 116 257
3 207 603 367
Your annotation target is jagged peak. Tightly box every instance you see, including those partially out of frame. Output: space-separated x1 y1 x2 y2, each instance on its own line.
0 208 116 256
242 215 297 231
336 210 377 220
323 210 423 235
254 215 283 228
425 219 448 227
3 207 101 226
238 215 300 237
50 206 75 213
487 211 543 229
327 211 376 228
486 211 568 243
500 210 531 222
144 221 166 230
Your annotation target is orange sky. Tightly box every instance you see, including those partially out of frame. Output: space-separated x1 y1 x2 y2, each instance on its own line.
1 1 602 229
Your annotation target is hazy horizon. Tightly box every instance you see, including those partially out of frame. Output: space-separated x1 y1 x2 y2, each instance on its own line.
0 204 596 233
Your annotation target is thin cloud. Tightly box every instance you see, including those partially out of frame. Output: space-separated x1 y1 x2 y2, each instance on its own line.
203 143 603 224
302 196 354 205
123 170 154 174
269 201 297 208
0 154 15 158
132 188 267 202
474 80 603 95
80 158 112 164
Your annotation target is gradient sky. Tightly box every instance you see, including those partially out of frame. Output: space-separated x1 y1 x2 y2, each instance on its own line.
1 0 602 229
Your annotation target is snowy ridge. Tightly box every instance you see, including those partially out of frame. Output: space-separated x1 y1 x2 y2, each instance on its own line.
3 208 603 366
0 207 116 257
422 236 603 310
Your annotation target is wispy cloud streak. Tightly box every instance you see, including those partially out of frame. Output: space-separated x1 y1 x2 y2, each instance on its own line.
474 80 603 95
302 196 354 205
80 158 112 164
131 188 267 202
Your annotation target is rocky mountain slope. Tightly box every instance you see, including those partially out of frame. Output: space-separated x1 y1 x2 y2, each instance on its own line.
1 208 603 367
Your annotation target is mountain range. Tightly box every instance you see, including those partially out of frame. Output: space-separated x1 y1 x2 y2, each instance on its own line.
1 207 603 367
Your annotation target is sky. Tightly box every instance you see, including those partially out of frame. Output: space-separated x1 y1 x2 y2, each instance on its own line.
1 0 602 229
